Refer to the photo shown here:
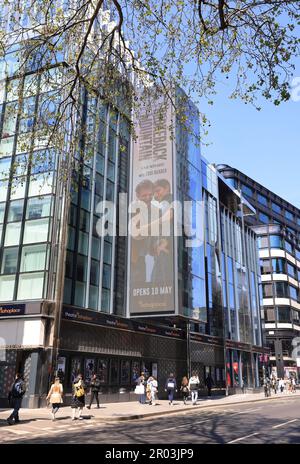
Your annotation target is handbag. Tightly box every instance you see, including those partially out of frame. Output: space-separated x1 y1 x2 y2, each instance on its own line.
134 385 144 395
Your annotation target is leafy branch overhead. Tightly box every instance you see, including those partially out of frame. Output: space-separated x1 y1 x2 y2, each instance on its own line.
0 0 299 147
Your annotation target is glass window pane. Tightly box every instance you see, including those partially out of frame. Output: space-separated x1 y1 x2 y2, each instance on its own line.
0 180 9 202
0 203 5 223
28 173 53 196
0 157 11 179
10 177 26 200
18 272 44 299
26 195 52 219
4 222 21 246
1 248 18 274
20 244 47 272
0 275 15 300
101 288 110 313
23 218 49 243
7 199 24 222
0 136 14 158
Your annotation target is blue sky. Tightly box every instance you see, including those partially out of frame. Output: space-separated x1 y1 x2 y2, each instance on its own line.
199 84 300 209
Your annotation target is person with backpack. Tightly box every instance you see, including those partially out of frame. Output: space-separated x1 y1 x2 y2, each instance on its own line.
165 373 177 405
7 373 26 425
180 376 190 405
46 376 63 420
86 373 101 409
188 372 200 405
71 373 86 420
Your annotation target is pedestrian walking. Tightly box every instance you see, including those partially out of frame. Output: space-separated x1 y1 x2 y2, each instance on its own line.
188 373 200 405
46 376 63 421
7 373 26 425
147 376 158 405
86 373 101 409
180 376 189 405
271 377 277 394
135 372 147 404
165 373 177 405
292 377 296 393
205 373 214 397
278 378 285 393
71 373 86 420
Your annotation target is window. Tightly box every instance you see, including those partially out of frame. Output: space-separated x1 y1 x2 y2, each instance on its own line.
258 236 268 249
285 210 294 222
262 284 273 298
260 259 271 275
28 173 53 196
23 218 49 243
0 177 10 202
26 196 51 219
0 203 5 223
10 177 26 200
97 359 108 384
277 307 291 323
258 212 269 224
17 272 44 299
241 184 253 197
4 222 21 246
287 263 296 279
264 308 275 322
284 240 293 254
272 258 285 274
0 275 15 300
120 360 130 384
257 194 268 206
7 199 24 222
20 244 47 272
110 359 119 384
269 235 284 249
0 157 11 179
290 286 298 301
275 282 289 299
101 288 110 312
1 248 18 274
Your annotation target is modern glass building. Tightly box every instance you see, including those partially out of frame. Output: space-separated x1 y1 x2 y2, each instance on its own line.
218 165 300 380
0 6 265 406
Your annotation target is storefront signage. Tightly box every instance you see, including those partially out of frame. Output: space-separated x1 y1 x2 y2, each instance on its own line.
62 306 185 340
190 332 223 347
0 304 25 317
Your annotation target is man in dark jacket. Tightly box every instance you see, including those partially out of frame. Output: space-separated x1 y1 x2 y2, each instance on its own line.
87 374 101 409
205 374 214 397
7 373 26 425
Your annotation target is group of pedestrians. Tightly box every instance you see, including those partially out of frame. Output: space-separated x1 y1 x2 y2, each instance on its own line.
135 371 214 406
263 376 297 397
6 372 102 425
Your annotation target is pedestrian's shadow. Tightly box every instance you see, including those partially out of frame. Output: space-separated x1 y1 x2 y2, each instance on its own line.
0 418 48 427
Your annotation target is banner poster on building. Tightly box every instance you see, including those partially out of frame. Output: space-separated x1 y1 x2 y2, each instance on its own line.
129 94 175 316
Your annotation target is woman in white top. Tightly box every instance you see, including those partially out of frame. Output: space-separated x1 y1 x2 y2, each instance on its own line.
188 373 200 405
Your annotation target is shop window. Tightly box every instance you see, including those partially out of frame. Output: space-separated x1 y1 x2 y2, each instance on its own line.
120 360 130 385
97 359 108 384
131 361 140 384
84 358 96 383
110 359 119 384
70 358 82 385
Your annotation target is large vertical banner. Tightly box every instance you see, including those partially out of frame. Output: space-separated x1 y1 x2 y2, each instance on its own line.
129 96 175 315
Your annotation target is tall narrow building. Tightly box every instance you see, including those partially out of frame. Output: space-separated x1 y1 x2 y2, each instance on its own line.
218 165 300 380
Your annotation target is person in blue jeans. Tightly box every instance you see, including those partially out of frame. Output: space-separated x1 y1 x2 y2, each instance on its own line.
165 373 177 405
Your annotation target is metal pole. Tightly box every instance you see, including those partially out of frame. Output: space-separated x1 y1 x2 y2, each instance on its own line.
186 321 191 379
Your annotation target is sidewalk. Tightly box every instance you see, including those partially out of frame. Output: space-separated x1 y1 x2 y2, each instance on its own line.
1 391 300 422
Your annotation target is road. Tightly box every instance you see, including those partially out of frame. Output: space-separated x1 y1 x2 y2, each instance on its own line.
1 396 300 444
